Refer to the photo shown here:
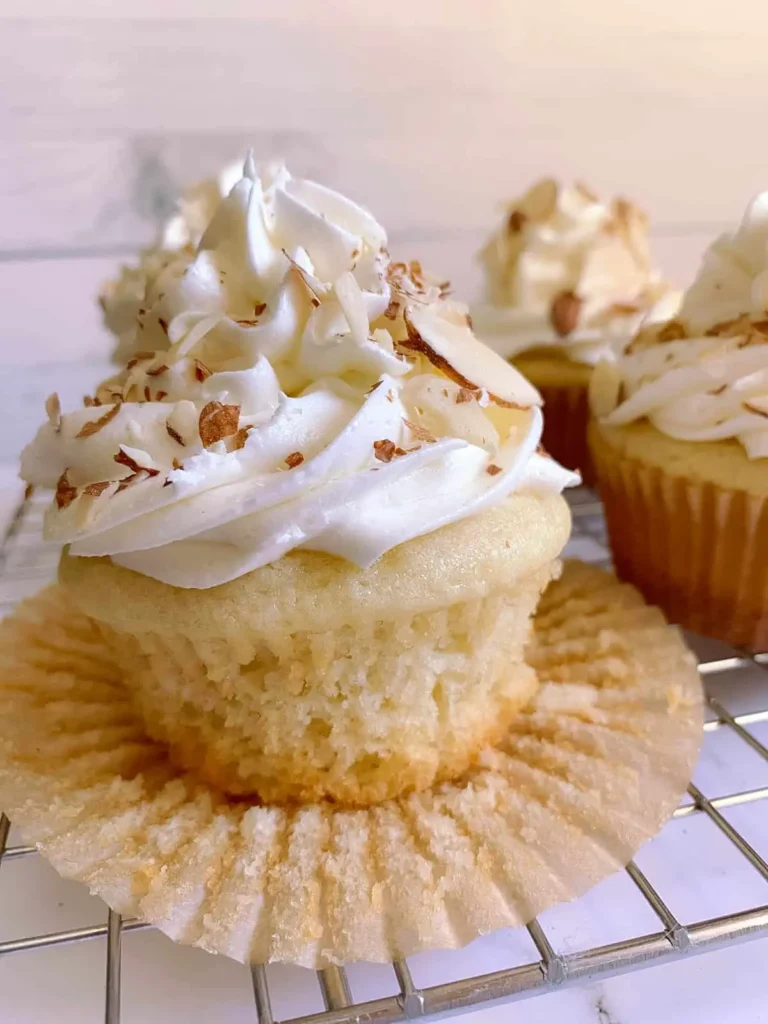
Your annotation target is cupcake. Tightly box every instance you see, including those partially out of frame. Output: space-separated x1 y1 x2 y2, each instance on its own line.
589 191 768 650
22 157 578 807
473 179 675 484
100 160 243 362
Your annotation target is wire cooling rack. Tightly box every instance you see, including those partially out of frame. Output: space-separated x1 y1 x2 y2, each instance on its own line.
0 487 767 1024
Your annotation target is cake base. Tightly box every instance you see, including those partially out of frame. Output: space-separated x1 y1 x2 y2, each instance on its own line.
0 562 703 968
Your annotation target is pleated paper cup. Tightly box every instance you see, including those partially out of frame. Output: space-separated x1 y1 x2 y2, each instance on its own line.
590 420 768 651
0 561 703 968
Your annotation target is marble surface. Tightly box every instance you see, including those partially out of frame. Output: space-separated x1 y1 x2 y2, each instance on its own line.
1 11 767 1021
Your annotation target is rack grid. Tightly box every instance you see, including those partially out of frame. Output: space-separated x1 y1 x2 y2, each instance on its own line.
0 487 766 1024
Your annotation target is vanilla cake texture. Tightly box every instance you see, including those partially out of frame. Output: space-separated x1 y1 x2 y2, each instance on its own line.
61 492 570 805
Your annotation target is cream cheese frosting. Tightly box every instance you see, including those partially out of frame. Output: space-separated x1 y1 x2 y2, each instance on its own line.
100 160 243 362
594 192 768 459
473 179 673 366
23 158 578 588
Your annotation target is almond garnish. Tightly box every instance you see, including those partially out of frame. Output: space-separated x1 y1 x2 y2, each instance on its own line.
402 418 437 444
705 315 749 338
254 302 267 316
194 359 212 383
114 449 160 477
383 296 402 320
116 473 141 493
486 464 503 476
45 393 61 432
507 210 527 233
76 404 120 438
233 426 253 450
550 290 582 337
158 317 169 335
84 481 111 497
519 178 558 221
144 386 152 402
146 364 169 377
285 451 305 468
166 422 186 446
55 471 77 510
657 319 687 343
198 401 240 447
455 387 475 404
401 306 538 409
366 380 383 395
373 439 397 463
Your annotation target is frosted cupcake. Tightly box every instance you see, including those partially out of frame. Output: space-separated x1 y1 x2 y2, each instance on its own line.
473 179 675 484
589 191 768 650
100 160 243 362
22 158 577 807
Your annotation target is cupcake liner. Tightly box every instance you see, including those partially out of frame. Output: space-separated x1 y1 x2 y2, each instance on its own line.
590 424 768 651
537 382 596 487
0 562 702 968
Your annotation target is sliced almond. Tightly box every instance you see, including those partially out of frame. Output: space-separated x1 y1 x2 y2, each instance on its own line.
45 393 61 432
518 178 558 221
198 401 240 447
76 404 120 438
55 471 78 510
507 209 528 233
657 319 687 343
402 418 437 444
550 291 582 337
401 305 540 409
114 447 161 477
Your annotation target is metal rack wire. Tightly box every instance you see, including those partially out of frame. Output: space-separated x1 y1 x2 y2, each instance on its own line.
0 488 766 1024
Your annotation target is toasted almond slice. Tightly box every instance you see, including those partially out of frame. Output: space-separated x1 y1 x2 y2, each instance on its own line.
550 291 582 337
401 305 540 409
589 360 623 418
45 393 61 432
518 178 558 221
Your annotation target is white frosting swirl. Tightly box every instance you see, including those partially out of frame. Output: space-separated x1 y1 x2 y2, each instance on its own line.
100 160 243 362
23 159 577 589
473 179 673 366
598 192 768 460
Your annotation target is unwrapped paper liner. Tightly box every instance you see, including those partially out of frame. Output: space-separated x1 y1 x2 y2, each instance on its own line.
590 424 768 650
0 562 702 967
